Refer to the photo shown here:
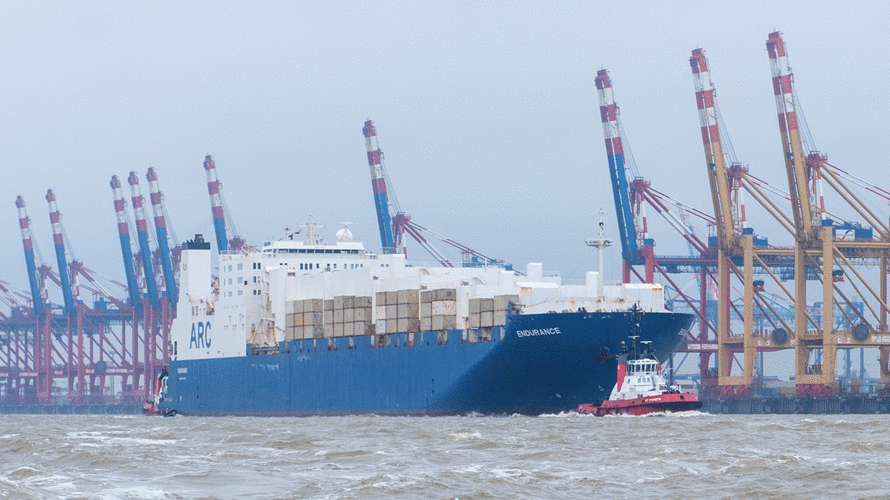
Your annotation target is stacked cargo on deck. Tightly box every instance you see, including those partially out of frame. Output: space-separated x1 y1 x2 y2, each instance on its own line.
284 297 373 340
331 296 374 337
284 299 322 340
468 295 518 328
423 289 456 331
282 287 521 342
375 289 422 335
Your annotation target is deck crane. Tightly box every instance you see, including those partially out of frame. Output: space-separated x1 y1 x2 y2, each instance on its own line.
146 168 178 306
594 70 654 282
361 120 507 268
127 171 160 308
16 196 46 316
46 189 76 315
110 176 141 308
203 155 246 254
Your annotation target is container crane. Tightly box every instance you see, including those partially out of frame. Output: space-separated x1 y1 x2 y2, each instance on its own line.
763 32 890 395
15 196 45 316
689 47 808 394
46 189 75 315
689 49 740 251
361 120 508 269
690 47 755 389
767 31 821 242
594 69 723 287
594 69 653 282
146 168 178 305
362 120 397 254
110 176 141 308
203 155 245 254
127 172 160 307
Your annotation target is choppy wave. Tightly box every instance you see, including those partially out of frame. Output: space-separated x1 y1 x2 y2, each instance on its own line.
1 413 890 498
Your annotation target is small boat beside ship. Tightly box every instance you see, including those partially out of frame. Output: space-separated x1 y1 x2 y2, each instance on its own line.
577 306 702 417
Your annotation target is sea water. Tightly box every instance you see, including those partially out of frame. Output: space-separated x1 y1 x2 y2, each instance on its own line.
1 412 888 499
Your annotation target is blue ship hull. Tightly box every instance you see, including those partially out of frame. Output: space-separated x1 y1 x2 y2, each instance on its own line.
160 310 694 416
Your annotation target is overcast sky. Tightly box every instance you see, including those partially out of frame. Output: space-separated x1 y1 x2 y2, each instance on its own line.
1 1 888 310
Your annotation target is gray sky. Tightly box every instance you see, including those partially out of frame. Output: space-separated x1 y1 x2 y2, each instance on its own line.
1 1 888 310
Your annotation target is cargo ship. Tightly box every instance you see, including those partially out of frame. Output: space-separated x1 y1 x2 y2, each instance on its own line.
157 224 694 416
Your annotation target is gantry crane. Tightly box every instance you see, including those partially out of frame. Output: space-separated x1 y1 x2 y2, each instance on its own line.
15 196 47 317
127 172 160 308
46 190 75 315
146 168 178 306
362 121 397 255
594 70 653 282
686 35 890 398
764 32 890 395
690 46 824 395
689 47 760 391
203 155 246 254
110 176 141 308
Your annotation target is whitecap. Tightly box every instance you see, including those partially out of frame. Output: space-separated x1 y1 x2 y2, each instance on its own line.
490 467 526 479
448 432 482 441
538 411 575 418
94 487 174 499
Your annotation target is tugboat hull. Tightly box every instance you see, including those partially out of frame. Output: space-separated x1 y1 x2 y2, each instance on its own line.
577 393 702 416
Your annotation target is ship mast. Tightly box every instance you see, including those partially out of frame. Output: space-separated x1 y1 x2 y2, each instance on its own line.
586 208 613 301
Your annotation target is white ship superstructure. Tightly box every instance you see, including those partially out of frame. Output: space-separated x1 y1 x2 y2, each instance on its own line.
170 223 667 362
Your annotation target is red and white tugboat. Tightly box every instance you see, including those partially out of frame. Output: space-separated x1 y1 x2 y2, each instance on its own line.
577 309 701 416
143 370 176 416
